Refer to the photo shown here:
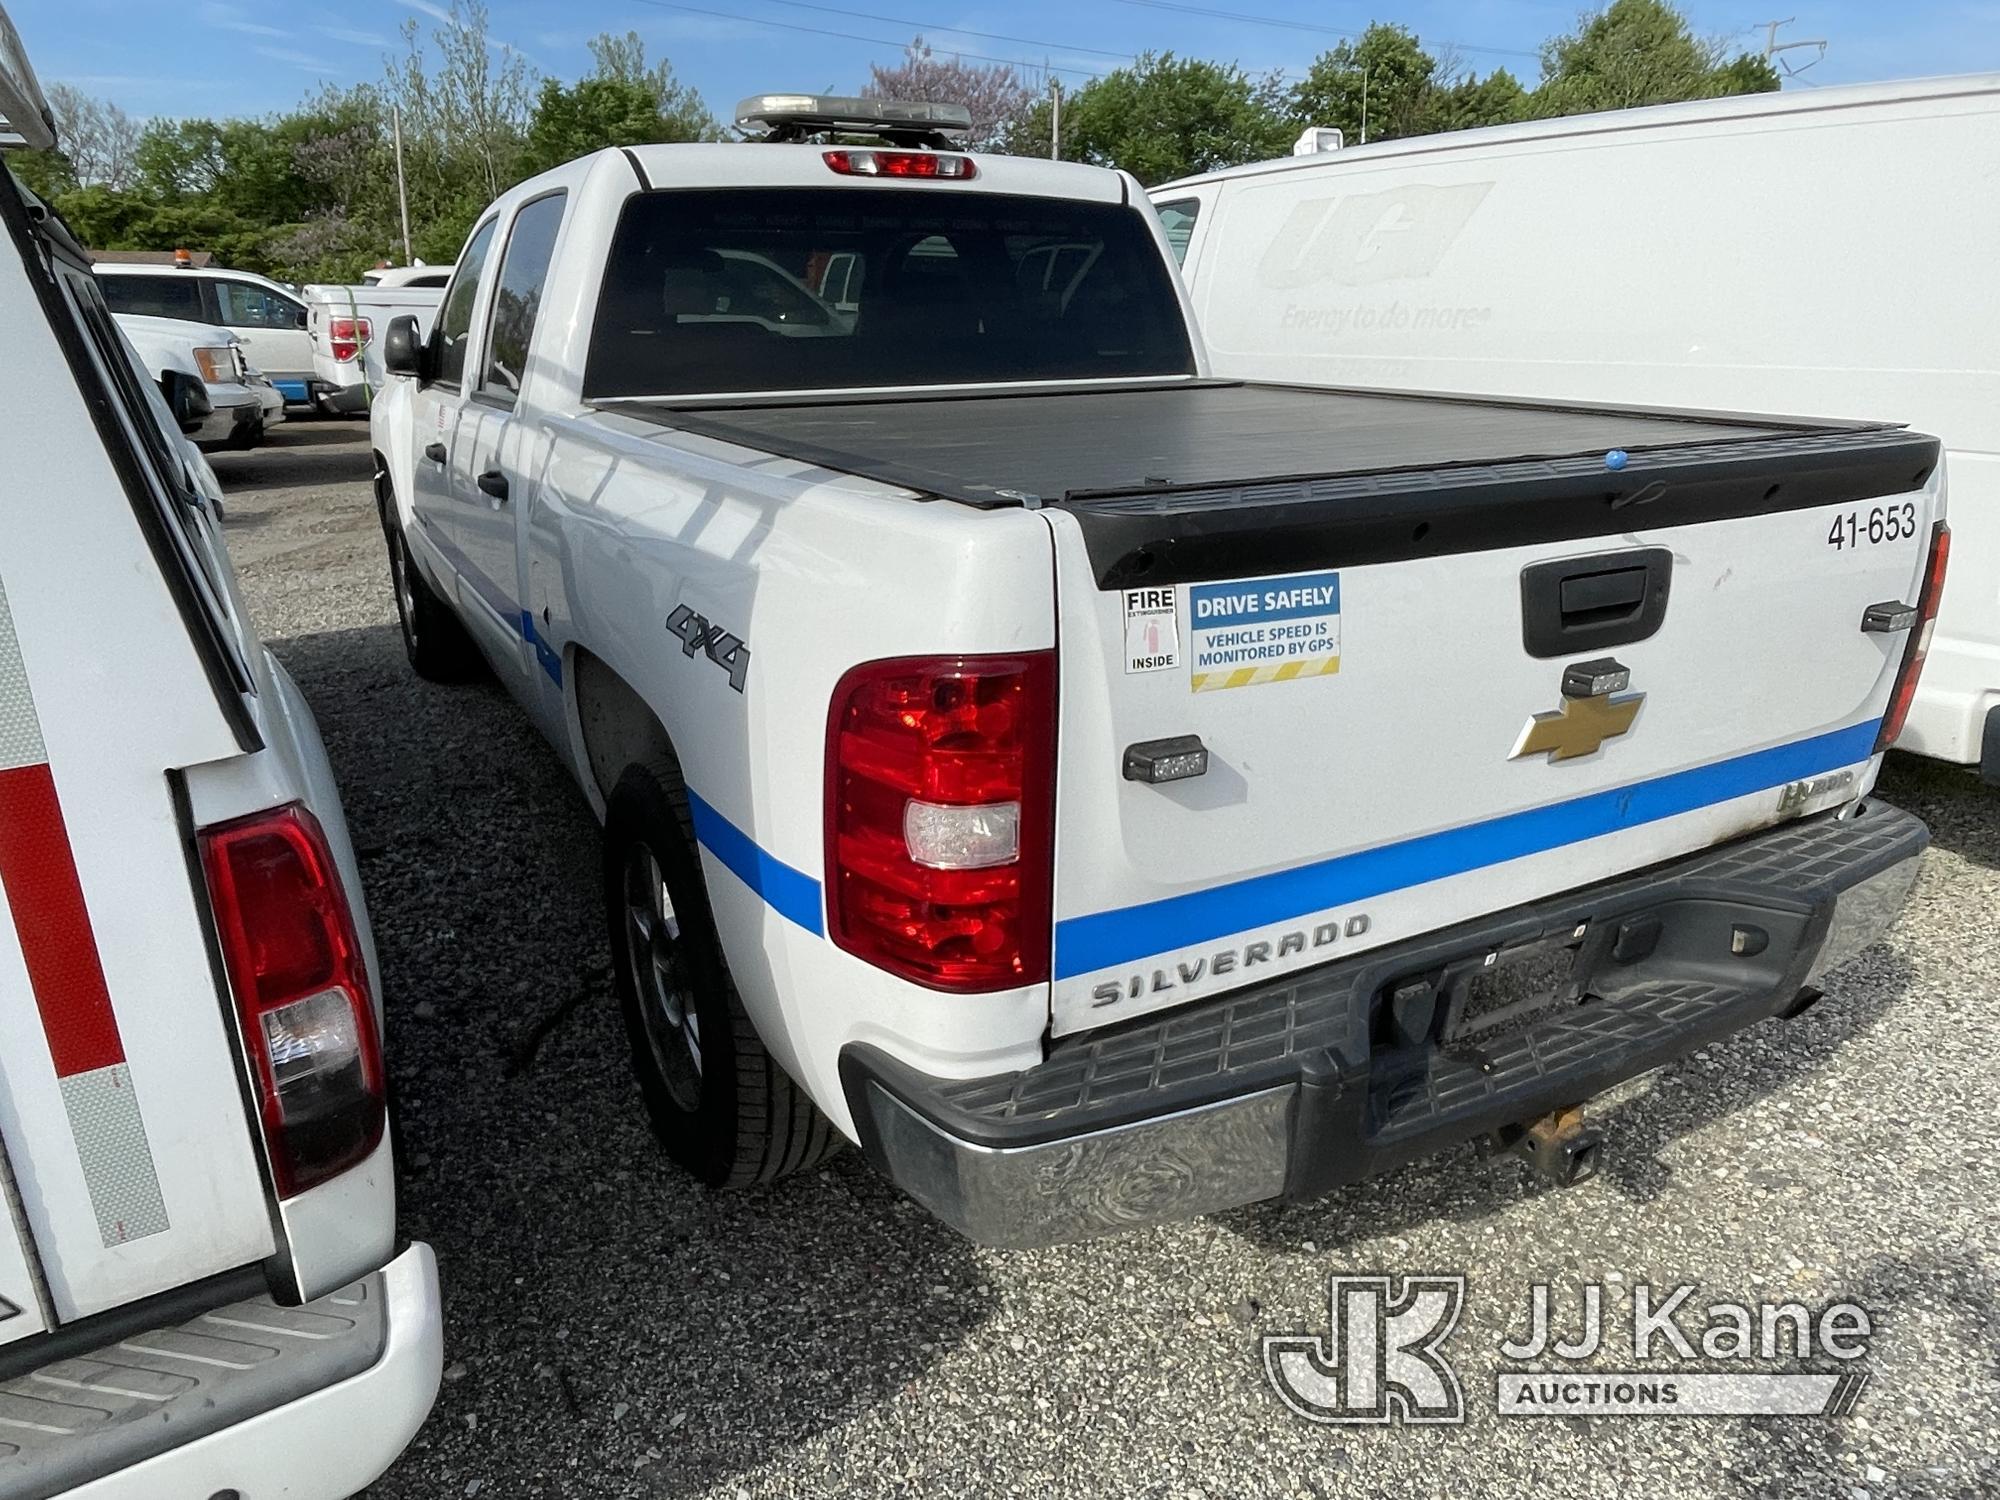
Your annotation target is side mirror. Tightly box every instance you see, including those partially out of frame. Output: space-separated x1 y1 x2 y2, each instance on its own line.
161 369 213 434
383 315 425 378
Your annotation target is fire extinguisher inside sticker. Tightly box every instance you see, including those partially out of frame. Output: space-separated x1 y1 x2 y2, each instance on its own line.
1123 587 1180 674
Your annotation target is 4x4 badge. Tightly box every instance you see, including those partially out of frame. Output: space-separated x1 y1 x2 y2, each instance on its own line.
1511 658 1644 762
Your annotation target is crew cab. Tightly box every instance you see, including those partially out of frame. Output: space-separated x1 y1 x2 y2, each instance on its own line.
370 94 1943 1247
1 16 439 1495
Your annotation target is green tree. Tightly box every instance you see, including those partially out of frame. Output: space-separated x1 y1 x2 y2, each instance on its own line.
863 37 1033 149
1009 53 1291 185
1290 24 1443 144
1430 67 1529 132
518 32 716 177
1533 0 1778 115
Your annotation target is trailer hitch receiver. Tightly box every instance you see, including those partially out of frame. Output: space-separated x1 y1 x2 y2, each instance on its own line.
1484 1105 1604 1187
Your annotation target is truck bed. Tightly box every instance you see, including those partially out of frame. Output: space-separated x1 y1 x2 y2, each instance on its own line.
618 380 1934 587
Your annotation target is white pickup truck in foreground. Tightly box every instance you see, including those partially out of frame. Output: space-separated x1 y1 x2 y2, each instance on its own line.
2 12 439 1495
373 96 1943 1246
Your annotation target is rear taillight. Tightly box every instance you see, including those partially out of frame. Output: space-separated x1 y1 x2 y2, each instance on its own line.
199 804 385 1197
329 317 371 363
826 654 1055 991
1877 520 1950 752
823 148 976 180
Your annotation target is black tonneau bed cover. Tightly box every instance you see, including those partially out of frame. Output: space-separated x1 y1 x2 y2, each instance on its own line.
617 380 1937 588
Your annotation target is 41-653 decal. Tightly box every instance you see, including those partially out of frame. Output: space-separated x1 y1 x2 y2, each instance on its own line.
1827 501 1918 550
667 604 750 693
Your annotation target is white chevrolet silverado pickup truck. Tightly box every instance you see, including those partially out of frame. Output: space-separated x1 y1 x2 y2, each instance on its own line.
371 95 1944 1247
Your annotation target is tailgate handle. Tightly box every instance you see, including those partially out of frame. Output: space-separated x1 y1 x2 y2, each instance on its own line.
1521 548 1672 659
1559 566 1647 617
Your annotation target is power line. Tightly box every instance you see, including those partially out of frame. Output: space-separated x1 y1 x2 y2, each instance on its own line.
1105 0 1544 61
749 0 1135 63
626 0 1112 78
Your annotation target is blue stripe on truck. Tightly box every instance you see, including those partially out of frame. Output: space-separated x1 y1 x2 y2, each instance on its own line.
1050 718 1883 981
686 788 825 936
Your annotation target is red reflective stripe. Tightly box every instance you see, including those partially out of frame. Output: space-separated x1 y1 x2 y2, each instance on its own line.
0 761 125 1076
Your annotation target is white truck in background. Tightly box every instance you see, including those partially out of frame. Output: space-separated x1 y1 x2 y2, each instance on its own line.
303 280 443 415
114 312 284 450
1 16 440 1496
372 95 1939 1247
1153 73 2000 784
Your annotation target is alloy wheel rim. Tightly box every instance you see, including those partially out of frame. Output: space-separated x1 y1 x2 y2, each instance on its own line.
623 841 703 1112
391 532 418 646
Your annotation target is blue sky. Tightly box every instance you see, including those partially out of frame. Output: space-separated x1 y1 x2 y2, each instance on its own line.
12 0 2000 124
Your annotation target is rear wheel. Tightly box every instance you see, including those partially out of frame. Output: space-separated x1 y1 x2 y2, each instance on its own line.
603 757 841 1188
385 517 479 681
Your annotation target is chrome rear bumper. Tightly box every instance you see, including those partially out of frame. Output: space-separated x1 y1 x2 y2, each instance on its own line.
845 800 1928 1248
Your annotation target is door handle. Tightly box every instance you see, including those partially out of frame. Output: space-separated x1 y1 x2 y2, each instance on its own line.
477 469 510 502
1520 548 1672 659
423 442 446 464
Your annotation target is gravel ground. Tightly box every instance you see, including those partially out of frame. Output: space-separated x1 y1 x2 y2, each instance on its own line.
214 423 2000 1500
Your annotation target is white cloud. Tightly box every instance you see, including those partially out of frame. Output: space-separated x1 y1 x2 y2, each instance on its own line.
393 0 456 26
254 44 341 74
314 25 393 48
200 1 286 38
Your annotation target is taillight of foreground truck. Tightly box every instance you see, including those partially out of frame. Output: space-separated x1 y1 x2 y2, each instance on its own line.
826 653 1056 992
199 803 385 1196
1877 520 1950 753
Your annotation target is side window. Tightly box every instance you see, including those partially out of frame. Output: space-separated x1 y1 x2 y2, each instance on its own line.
432 218 499 389
1154 198 1202 265
98 273 204 321
480 193 566 402
215 280 303 329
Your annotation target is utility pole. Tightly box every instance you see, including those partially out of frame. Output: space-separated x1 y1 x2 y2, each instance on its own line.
1758 17 1828 77
392 102 413 265
1359 65 1369 145
1049 77 1062 161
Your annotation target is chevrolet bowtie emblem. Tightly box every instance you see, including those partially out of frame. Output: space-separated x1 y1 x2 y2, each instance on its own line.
1511 659 1645 761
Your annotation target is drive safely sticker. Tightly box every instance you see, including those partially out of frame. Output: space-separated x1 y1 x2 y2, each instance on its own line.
1188 569 1341 691
1122 586 1181 674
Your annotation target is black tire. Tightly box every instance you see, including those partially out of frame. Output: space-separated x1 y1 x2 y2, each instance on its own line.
384 515 481 682
603 756 841 1189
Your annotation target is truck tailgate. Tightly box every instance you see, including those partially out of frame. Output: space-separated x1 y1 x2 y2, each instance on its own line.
1032 385 1941 1032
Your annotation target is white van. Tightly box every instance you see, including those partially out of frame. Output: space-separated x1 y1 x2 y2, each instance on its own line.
1155 75 2000 782
2 13 440 1494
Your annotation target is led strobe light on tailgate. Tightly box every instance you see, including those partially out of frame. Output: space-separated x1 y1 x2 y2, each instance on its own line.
826 654 1055 991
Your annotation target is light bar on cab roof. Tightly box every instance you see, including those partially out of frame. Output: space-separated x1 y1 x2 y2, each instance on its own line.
735 93 973 137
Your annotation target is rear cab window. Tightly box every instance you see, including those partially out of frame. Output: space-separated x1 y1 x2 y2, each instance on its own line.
583 188 1196 398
